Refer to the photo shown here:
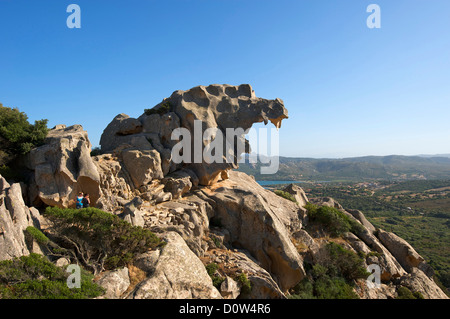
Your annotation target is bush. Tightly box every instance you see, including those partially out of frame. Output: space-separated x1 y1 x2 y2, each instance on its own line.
236 272 252 295
0 104 48 166
0 253 104 299
274 190 298 203
205 262 219 276
324 242 371 281
26 226 50 245
205 263 224 289
43 207 164 274
144 101 172 116
290 243 369 299
290 264 359 299
396 286 424 299
313 276 359 299
305 203 364 236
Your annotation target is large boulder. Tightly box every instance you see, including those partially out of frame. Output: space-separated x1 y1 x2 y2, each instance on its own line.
282 184 309 208
128 232 222 299
99 114 143 153
121 149 164 189
26 125 101 208
96 267 131 299
399 268 448 299
200 171 305 291
99 84 289 186
0 175 44 261
377 229 433 276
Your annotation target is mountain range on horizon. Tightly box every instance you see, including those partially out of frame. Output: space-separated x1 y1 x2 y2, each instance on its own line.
239 153 450 181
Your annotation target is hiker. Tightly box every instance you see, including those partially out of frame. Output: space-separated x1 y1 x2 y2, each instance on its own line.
76 192 84 209
82 193 90 208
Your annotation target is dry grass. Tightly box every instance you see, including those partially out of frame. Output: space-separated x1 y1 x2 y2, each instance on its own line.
122 263 148 297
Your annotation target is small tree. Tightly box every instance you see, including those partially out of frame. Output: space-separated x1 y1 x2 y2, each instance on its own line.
43 207 164 275
0 104 48 166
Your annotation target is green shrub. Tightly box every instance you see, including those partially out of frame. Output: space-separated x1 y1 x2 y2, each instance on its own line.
290 267 359 299
43 207 164 274
26 226 50 245
0 104 48 166
274 190 298 203
236 272 252 295
396 286 424 299
288 278 315 299
205 263 225 289
324 242 371 281
313 276 359 299
0 253 104 299
205 263 219 277
290 243 369 299
144 101 172 116
212 275 225 289
305 203 364 236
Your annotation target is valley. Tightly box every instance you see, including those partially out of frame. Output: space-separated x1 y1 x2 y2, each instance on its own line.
264 179 450 294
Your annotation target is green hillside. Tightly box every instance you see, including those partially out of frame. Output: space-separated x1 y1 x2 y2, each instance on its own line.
238 155 450 181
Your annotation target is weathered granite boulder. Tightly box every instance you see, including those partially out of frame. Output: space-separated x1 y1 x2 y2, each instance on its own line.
200 171 305 291
99 84 289 186
26 124 101 208
377 229 433 276
0 175 44 260
118 197 145 227
99 114 143 153
121 149 163 189
399 268 448 299
282 183 309 208
128 232 222 299
96 267 131 299
220 276 241 299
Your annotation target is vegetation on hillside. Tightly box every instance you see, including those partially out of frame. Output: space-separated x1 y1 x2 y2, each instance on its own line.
238 155 450 181
303 179 450 293
274 190 297 203
0 253 104 299
289 242 369 299
304 202 364 237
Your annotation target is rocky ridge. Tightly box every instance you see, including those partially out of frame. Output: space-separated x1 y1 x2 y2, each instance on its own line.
0 84 448 299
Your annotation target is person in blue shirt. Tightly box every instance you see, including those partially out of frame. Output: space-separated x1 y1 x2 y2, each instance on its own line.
76 192 83 209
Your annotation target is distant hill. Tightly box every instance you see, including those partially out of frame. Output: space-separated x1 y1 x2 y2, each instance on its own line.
237 154 450 181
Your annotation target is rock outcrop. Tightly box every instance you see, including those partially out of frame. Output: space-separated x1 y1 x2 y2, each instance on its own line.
128 232 222 299
99 84 288 186
25 124 101 208
1 83 448 300
198 171 305 291
0 174 44 260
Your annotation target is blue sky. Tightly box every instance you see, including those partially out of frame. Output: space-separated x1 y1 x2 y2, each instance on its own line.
1 0 449 158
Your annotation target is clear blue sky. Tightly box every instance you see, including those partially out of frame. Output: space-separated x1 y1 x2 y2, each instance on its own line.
1 0 449 158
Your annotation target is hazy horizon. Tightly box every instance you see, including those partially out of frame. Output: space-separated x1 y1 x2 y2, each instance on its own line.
246 152 450 160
